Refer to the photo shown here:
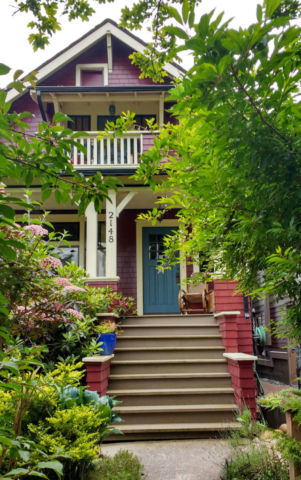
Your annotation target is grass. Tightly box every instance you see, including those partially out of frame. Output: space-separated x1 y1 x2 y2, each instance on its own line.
222 444 289 480
88 450 146 480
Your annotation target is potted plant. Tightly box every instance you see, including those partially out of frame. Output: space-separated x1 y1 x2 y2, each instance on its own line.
257 389 293 429
95 321 120 356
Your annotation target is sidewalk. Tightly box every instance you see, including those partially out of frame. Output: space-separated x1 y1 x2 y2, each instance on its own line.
101 439 230 480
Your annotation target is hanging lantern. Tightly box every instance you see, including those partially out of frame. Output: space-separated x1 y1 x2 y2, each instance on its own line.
109 104 116 115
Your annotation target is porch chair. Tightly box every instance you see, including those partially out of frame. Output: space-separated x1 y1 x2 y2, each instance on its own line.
178 272 213 314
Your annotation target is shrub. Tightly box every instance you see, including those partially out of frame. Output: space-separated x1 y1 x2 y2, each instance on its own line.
89 450 145 480
223 444 289 480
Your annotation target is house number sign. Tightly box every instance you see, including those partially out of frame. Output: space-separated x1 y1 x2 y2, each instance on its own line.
108 211 114 243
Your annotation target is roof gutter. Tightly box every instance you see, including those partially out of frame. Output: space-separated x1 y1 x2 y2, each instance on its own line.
33 85 173 94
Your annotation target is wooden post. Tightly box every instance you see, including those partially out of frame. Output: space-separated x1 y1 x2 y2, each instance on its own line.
287 411 301 480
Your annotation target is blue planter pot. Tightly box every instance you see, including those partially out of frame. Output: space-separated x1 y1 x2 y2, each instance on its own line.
96 333 117 355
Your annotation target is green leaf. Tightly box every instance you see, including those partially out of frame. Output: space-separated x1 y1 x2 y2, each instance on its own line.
0 245 16 261
0 361 19 374
169 7 183 25
188 10 195 28
13 70 24 81
0 204 15 219
257 4 262 22
53 112 72 124
265 0 282 18
164 26 189 40
6 81 24 94
182 0 189 24
18 450 30 462
54 190 61 204
41 189 52 202
0 64 11 75
0 436 12 447
37 460 63 477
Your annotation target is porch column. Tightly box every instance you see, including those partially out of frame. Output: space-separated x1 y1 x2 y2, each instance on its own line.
85 202 98 278
106 190 117 277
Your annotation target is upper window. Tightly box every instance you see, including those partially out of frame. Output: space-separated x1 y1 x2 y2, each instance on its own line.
81 70 104 87
76 64 108 86
68 116 91 132
97 115 156 131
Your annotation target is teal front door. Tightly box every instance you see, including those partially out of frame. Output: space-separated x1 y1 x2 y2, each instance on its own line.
143 227 180 314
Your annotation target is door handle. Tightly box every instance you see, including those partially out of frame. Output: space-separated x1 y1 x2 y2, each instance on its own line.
176 272 180 283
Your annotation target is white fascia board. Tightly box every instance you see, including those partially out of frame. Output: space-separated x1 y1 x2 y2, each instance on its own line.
7 21 183 104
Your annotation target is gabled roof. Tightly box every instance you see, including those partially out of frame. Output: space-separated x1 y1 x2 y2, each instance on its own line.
7 19 185 103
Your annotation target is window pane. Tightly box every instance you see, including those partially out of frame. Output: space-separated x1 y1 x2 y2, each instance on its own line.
68 116 90 132
53 246 79 266
97 222 106 276
50 222 80 241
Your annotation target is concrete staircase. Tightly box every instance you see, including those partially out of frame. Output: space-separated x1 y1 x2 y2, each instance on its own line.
107 314 239 440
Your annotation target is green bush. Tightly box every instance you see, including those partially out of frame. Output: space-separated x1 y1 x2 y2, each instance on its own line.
223 444 289 480
89 450 145 480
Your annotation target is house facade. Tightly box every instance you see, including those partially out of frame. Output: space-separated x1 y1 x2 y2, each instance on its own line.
7 19 188 316
6 19 260 438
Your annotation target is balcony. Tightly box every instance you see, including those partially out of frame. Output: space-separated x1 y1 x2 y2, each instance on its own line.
70 131 155 168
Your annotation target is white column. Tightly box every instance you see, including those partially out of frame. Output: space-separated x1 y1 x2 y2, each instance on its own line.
85 202 98 278
106 190 117 277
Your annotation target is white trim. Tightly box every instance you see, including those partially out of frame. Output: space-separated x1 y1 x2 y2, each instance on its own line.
82 354 114 363
85 276 120 282
107 32 113 74
106 190 117 277
7 20 183 103
117 192 137 217
85 203 98 277
76 63 109 86
214 311 241 317
136 219 186 316
223 352 258 362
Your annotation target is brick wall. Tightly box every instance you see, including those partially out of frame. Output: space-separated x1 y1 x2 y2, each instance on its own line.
214 280 253 355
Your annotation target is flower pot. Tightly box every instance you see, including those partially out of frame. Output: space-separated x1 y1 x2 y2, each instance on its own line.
258 404 286 429
96 333 117 355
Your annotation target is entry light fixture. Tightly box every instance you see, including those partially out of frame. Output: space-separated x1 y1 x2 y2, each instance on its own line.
109 103 116 115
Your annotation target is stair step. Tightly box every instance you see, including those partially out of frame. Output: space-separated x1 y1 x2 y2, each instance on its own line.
108 372 232 389
124 315 217 325
116 403 238 425
117 404 237 413
110 358 228 374
117 335 222 347
110 372 231 380
106 421 240 441
108 387 234 396
120 325 219 336
113 346 225 361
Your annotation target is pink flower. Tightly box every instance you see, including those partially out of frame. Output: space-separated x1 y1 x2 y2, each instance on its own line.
53 302 64 312
24 225 48 236
40 256 63 269
62 285 87 293
16 306 26 313
53 277 73 287
0 183 6 194
65 308 84 320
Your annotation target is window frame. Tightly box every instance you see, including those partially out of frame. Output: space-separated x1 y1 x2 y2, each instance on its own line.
76 64 109 86
68 115 91 132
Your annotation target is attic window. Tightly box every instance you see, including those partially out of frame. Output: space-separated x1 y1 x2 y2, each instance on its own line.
76 64 108 86
81 70 104 86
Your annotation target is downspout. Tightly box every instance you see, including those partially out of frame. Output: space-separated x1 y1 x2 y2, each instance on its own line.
36 89 47 122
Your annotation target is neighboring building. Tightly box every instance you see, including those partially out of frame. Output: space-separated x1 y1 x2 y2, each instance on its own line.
253 294 295 385
6 19 257 439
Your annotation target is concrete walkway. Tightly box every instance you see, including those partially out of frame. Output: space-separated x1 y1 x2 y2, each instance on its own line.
101 439 229 480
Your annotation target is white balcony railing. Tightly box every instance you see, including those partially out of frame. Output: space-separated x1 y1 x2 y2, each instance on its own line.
70 131 145 168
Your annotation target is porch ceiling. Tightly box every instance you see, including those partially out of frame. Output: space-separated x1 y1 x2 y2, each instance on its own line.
7 187 172 212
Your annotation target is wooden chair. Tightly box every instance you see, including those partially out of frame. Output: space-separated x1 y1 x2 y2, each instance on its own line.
178 273 214 314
